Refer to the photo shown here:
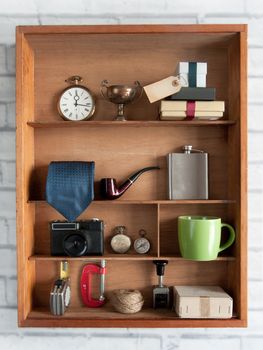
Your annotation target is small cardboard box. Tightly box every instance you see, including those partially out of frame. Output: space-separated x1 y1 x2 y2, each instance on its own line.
176 62 207 88
173 286 233 319
177 62 207 74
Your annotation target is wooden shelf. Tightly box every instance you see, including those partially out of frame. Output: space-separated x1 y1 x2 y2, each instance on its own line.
23 306 243 328
28 254 235 262
28 199 236 205
27 120 236 128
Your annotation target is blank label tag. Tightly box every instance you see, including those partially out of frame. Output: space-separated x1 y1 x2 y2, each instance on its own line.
143 76 181 103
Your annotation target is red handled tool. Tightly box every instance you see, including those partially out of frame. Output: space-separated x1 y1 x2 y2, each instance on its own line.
80 260 106 307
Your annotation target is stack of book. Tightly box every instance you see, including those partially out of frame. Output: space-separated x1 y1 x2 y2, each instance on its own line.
159 61 225 121
160 100 225 120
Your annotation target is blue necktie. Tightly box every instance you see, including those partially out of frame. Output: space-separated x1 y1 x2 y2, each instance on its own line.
46 161 94 222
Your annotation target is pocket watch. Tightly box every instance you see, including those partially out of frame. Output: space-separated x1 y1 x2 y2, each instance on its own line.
57 76 95 121
134 229 151 254
110 226 132 254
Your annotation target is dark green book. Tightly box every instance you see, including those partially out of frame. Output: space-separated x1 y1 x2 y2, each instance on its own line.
166 87 216 101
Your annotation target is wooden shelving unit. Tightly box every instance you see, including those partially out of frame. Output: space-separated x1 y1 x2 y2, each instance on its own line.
16 24 247 328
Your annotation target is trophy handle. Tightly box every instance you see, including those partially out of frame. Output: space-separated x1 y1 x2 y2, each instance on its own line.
100 80 109 99
134 81 143 101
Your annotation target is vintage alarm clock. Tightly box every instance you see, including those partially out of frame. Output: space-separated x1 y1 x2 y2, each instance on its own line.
110 226 132 254
57 76 95 121
134 229 151 254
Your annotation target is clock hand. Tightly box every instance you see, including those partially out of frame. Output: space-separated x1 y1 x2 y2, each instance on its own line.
76 103 91 107
74 90 80 106
75 89 80 98
137 243 145 249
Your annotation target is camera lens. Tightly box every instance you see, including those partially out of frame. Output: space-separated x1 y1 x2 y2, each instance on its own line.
63 234 87 257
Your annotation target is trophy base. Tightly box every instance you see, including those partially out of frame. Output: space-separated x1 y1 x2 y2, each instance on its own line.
114 115 127 121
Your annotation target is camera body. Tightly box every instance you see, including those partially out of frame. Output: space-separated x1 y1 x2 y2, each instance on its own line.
50 219 104 257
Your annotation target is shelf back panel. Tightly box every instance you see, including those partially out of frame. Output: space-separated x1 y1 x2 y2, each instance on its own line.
34 202 158 256
34 259 230 308
159 204 236 257
26 33 237 122
32 125 229 200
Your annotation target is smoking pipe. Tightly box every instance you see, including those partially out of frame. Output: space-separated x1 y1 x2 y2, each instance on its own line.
100 166 160 200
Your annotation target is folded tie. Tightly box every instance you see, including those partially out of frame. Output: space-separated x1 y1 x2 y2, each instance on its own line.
46 161 94 221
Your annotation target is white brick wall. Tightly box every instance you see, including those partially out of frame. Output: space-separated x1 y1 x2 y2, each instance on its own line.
0 161 15 188
0 132 15 160
177 338 241 350
0 46 7 74
248 221 263 249
0 0 262 349
0 218 8 245
249 105 263 132
0 77 15 102
0 279 6 306
0 104 6 128
0 191 15 218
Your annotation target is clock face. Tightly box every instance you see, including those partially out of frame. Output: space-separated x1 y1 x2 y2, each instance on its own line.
134 237 150 254
58 86 95 121
111 234 131 254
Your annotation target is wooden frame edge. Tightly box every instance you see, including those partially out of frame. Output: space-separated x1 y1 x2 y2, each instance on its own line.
16 24 247 35
16 26 36 328
21 317 247 328
239 28 248 325
16 26 26 327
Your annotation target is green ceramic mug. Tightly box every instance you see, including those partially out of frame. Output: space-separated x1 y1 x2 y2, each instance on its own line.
178 216 235 261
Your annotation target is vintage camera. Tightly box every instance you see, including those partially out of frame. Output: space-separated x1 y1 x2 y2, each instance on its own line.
50 219 104 257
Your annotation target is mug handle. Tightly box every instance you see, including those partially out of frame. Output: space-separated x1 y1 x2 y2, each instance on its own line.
218 223 236 252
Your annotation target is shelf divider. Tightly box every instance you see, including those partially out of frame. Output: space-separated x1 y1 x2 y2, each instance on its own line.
157 203 160 258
